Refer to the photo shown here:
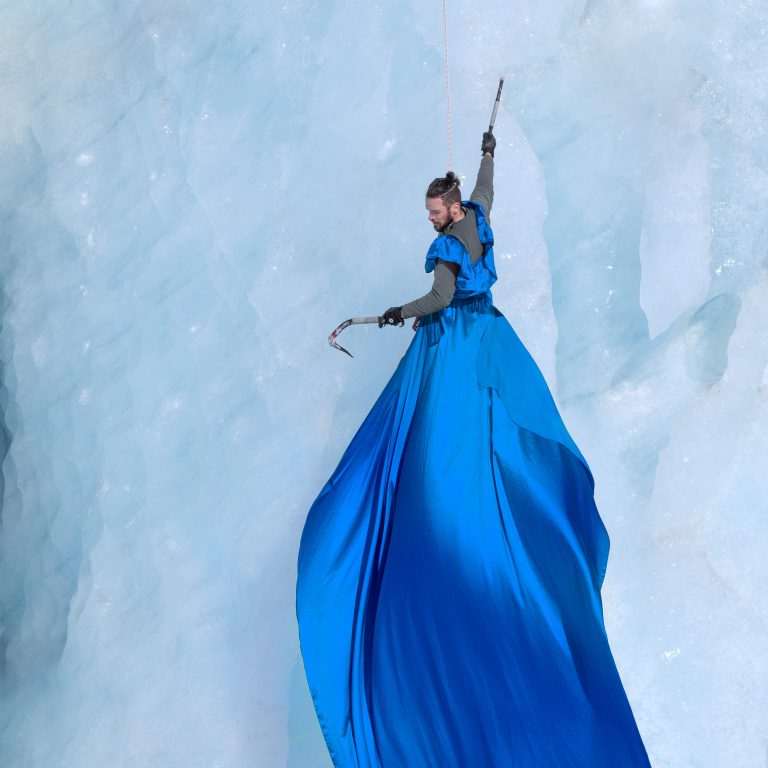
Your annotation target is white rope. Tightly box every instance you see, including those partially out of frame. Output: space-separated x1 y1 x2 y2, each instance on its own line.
442 0 453 172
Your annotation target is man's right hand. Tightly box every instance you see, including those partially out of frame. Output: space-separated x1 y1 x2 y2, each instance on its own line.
481 131 496 157
379 306 404 327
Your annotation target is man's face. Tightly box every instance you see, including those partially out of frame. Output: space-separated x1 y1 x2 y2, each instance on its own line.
426 197 458 232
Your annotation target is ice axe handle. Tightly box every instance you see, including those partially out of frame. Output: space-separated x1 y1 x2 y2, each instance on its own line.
488 76 505 133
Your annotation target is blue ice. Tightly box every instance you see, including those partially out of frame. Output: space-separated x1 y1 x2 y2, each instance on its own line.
1 1 767 766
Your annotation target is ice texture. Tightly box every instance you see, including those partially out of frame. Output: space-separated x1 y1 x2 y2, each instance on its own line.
1 1 767 766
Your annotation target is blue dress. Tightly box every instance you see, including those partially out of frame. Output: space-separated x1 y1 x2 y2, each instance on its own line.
296 203 652 767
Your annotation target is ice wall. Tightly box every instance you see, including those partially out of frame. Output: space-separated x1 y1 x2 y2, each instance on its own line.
1 1 767 766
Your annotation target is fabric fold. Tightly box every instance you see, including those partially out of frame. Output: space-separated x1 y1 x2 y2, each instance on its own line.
297 295 651 767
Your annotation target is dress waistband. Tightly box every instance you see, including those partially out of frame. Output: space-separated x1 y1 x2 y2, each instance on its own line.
419 290 494 346
448 290 493 310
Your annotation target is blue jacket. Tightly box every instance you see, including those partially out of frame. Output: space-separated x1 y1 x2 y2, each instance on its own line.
425 200 497 301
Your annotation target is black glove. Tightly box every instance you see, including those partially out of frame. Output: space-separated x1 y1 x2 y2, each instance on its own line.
379 306 404 328
481 130 496 157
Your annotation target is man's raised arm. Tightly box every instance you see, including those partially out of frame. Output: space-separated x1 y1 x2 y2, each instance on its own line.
470 132 495 218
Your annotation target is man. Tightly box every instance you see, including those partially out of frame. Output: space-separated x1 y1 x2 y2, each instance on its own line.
379 130 497 329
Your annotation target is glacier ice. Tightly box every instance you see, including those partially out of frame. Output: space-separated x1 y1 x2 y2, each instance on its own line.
1 1 767 766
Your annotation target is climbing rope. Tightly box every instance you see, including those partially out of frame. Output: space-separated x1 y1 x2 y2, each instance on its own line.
442 0 453 172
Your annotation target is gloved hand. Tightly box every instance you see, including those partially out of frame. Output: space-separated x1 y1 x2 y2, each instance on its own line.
481 130 496 157
379 306 404 327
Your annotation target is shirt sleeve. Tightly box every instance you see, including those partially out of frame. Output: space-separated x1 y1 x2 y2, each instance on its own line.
469 154 494 218
400 262 457 319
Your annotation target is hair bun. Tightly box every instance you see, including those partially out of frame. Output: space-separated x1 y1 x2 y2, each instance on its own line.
425 171 462 202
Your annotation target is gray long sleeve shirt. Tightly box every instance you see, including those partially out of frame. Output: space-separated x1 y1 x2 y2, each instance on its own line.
400 154 494 320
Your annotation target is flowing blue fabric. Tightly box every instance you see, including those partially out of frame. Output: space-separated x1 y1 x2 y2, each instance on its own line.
297 215 651 767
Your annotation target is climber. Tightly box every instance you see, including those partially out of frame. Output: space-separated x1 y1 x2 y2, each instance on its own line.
378 130 497 329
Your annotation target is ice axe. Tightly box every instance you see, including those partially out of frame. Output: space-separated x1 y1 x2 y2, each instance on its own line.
328 316 382 358
488 76 504 133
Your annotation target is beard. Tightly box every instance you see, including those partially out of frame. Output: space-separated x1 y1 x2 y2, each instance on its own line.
433 212 455 233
